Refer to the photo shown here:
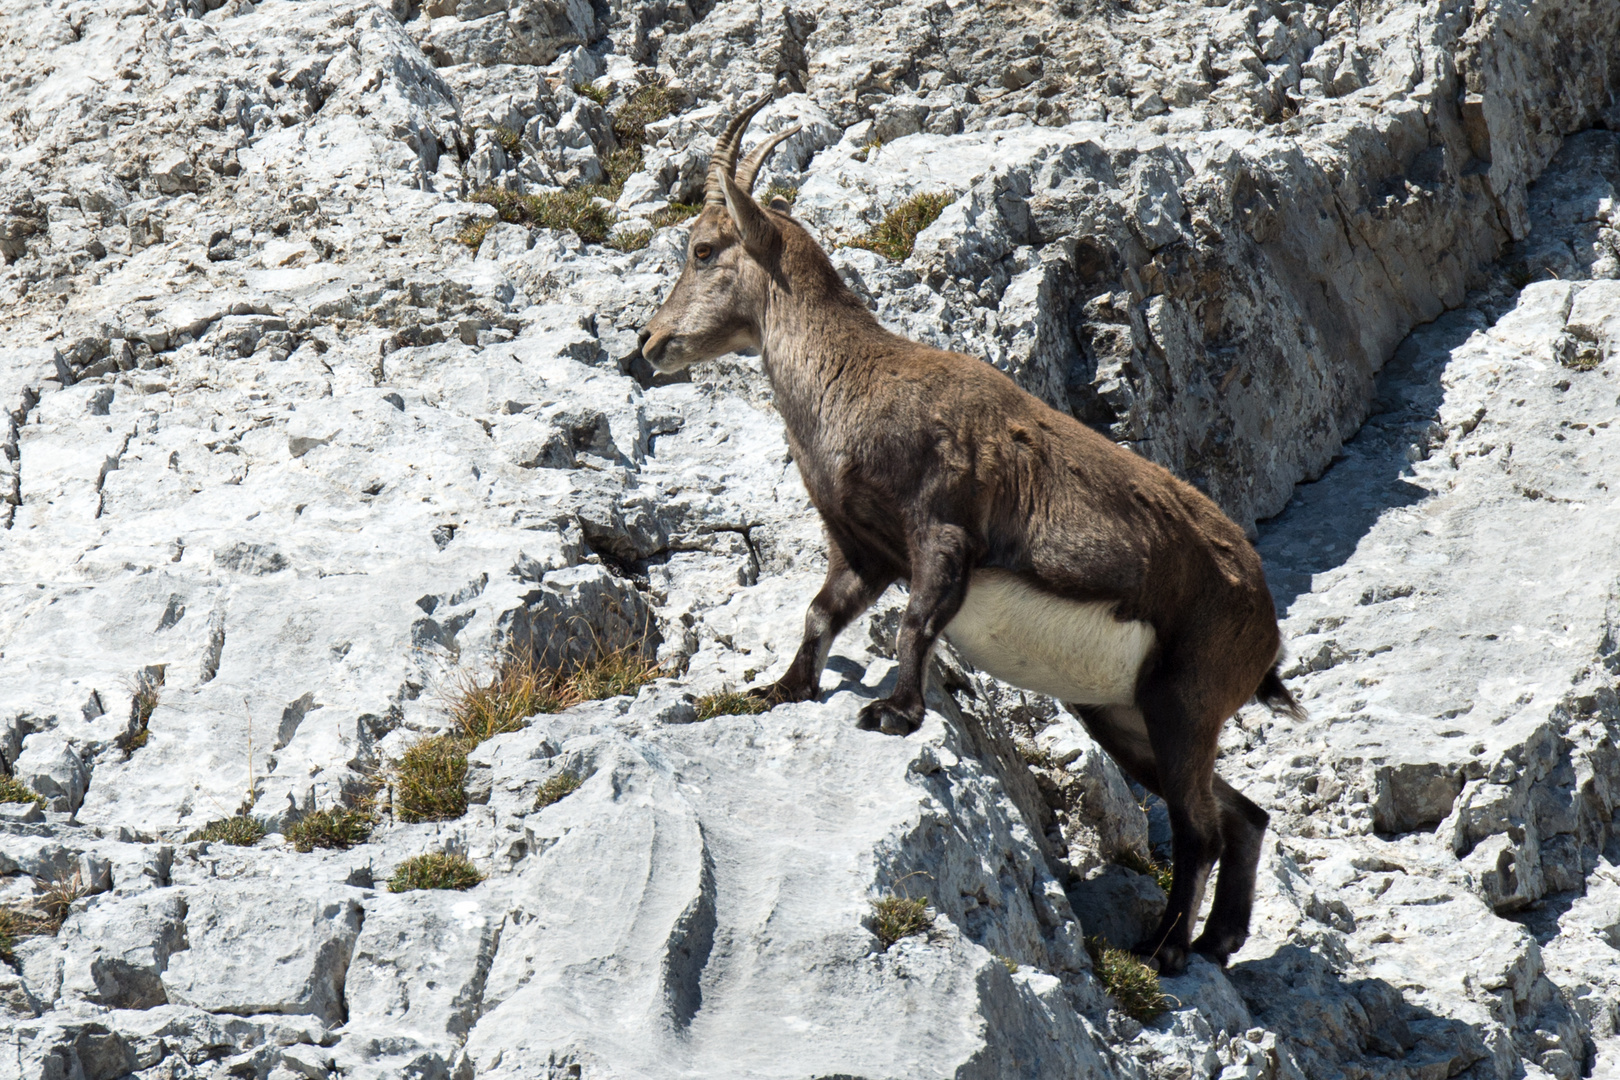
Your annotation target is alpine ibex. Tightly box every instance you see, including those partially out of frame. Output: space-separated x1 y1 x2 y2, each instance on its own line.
636 93 1303 974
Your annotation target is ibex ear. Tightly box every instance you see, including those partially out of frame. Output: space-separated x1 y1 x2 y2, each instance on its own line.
720 169 778 257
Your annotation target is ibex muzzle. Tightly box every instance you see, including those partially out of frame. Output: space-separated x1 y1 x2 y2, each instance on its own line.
638 91 1302 976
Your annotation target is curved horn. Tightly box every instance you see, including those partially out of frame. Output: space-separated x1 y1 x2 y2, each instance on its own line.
704 90 776 206
735 124 801 196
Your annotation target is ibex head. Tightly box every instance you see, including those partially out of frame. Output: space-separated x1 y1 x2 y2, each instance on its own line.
638 92 801 373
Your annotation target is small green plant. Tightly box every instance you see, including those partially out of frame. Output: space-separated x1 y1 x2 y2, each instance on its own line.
650 202 701 228
1086 937 1173 1022
693 691 768 721
997 953 1020 973
491 125 523 159
0 776 42 807
393 735 469 824
122 669 164 755
572 81 611 106
534 771 582 810
848 192 952 261
601 147 643 191
608 227 652 253
189 815 266 847
612 79 677 147
286 806 376 852
457 218 495 251
528 189 617 244
764 184 798 207
870 894 933 949
852 135 883 163
388 852 484 893
1114 849 1174 894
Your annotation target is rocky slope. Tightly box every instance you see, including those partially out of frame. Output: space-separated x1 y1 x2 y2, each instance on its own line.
0 0 1618 1075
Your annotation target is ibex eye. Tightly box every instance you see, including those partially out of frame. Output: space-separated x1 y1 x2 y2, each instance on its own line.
693 244 713 261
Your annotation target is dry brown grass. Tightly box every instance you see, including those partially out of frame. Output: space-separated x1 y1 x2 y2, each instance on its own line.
399 645 661 824
37 868 91 927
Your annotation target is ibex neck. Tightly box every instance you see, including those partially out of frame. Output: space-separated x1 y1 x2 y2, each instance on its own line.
757 268 888 445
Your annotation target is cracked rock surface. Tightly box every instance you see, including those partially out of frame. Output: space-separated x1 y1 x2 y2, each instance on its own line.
1 0 1618 1074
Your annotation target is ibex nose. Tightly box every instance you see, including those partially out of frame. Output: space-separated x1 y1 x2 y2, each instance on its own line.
638 327 667 368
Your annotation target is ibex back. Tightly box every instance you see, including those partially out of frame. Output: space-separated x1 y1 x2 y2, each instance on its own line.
637 92 1303 975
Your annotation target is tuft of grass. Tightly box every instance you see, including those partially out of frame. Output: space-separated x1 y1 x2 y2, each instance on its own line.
567 647 662 703
650 202 701 228
601 147 643 191
450 656 565 743
457 218 496 251
870 893 933 949
286 806 376 852
410 646 660 823
394 735 469 824
491 125 523 159
533 771 582 810
848 192 952 261
764 184 798 207
608 228 652 253
1115 849 1174 895
461 79 681 249
611 79 677 148
388 852 484 893
997 953 1020 973
1087 937 1173 1022
0 776 42 807
572 81 611 106
37 869 91 928
0 907 56 963
693 690 768 721
189 815 266 847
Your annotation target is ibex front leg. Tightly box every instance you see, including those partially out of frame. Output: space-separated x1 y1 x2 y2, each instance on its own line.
754 540 894 706
857 524 973 736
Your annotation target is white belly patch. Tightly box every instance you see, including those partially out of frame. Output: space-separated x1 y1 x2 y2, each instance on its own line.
943 569 1154 706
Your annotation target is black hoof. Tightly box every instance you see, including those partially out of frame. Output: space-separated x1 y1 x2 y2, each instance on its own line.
1190 930 1241 966
856 699 922 736
749 680 813 707
1132 939 1187 977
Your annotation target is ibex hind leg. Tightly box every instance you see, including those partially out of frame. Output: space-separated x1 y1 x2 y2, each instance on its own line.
1189 774 1269 964
1129 674 1228 977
